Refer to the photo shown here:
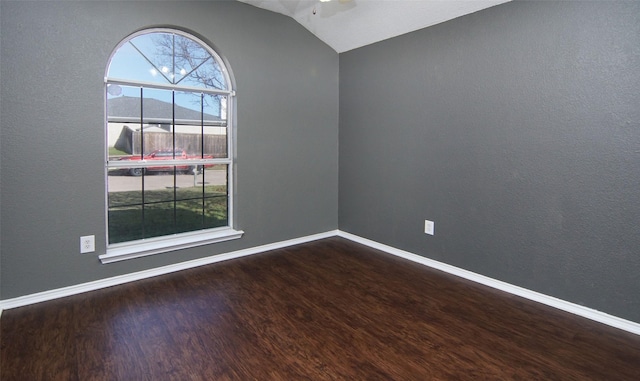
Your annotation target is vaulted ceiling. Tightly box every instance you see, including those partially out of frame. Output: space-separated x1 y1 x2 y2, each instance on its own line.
238 0 511 53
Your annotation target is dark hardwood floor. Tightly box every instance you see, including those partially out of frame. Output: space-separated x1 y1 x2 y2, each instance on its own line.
2 237 640 380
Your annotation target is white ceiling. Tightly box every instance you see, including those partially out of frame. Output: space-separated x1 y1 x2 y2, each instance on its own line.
238 0 511 53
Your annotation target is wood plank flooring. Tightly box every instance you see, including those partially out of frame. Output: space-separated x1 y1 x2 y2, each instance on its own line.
2 237 640 380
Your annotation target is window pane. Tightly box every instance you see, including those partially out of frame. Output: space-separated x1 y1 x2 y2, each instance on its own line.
203 94 227 122
203 165 228 229
202 165 228 198
143 201 177 239
174 91 204 156
174 33 227 91
175 124 203 157
108 166 145 244
142 88 173 154
179 58 227 90
175 91 203 123
144 168 177 204
175 199 205 234
107 168 143 207
108 122 143 159
128 33 174 83
109 206 144 244
176 172 204 202
142 87 172 123
204 197 228 229
107 40 169 85
204 129 227 158
172 34 220 87
203 94 228 158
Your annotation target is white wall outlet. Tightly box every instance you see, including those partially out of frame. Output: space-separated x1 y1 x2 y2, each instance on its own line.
80 235 95 253
424 220 435 235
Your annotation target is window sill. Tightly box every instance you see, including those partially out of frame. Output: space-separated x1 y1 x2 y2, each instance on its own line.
99 228 244 264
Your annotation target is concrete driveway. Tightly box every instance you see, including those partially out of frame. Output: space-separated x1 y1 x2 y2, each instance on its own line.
108 168 226 192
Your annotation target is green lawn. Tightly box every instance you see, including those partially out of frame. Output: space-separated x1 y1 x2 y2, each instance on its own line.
108 146 129 157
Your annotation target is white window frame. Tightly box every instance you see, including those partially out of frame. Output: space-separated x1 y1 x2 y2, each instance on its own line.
100 28 242 264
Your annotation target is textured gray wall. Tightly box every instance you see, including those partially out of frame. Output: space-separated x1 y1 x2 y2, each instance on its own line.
339 1 640 322
0 1 338 298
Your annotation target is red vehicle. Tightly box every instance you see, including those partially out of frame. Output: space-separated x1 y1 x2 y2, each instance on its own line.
120 149 214 176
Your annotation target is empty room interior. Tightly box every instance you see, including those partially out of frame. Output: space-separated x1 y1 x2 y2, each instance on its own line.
1 0 640 379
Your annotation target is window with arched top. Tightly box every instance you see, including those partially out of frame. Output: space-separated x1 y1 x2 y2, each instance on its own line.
102 28 242 263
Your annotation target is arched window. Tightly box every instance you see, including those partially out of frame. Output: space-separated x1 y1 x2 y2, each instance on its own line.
102 28 242 263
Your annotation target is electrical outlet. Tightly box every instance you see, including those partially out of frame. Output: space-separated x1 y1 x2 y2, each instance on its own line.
80 235 95 253
424 220 434 235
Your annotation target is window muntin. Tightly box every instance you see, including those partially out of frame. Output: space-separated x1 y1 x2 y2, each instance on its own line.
105 29 238 255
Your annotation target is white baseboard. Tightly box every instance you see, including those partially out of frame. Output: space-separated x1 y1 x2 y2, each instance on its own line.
2 229 639 337
336 230 640 336
0 230 338 311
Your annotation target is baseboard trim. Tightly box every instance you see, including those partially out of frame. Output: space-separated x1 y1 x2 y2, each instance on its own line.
0 230 338 311
2 229 639 337
336 230 640 336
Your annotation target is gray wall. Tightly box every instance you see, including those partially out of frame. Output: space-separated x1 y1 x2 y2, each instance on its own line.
0 1 338 298
2 0 639 325
339 1 640 322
